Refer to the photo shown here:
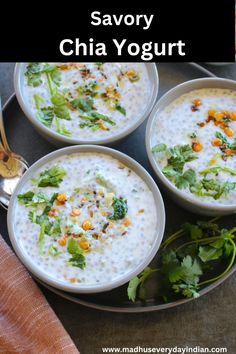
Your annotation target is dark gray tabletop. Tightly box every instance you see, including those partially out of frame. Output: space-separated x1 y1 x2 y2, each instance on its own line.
1 63 236 354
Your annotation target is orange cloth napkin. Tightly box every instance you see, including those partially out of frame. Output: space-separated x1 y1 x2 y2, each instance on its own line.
0 235 79 354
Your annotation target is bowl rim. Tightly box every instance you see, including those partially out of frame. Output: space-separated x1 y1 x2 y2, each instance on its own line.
146 77 236 213
7 144 165 293
14 63 159 145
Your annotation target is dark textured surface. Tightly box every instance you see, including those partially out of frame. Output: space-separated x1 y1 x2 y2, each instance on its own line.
0 63 236 354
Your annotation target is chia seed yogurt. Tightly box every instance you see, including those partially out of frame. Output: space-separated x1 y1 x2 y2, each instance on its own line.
151 88 236 205
14 152 158 287
22 62 151 141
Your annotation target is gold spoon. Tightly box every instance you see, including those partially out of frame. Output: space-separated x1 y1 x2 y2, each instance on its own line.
0 97 28 209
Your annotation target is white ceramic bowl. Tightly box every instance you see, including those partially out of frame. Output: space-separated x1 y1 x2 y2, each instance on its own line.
7 145 165 293
146 77 236 216
14 63 159 147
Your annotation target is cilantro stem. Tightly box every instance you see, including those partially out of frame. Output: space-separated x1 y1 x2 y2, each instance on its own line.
160 229 185 249
161 216 221 250
46 72 53 96
198 238 236 286
229 226 236 234
175 234 236 252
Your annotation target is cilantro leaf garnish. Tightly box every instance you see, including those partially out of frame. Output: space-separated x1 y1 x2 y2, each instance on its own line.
190 179 236 200
79 111 116 126
55 117 72 137
71 97 94 112
38 222 45 255
17 191 49 207
200 166 236 177
25 63 61 88
77 81 98 97
115 103 126 116
48 244 62 257
198 246 223 263
36 166 66 188
37 107 54 127
152 144 198 189
175 169 197 189
127 267 157 302
152 143 167 153
25 63 43 87
67 238 86 269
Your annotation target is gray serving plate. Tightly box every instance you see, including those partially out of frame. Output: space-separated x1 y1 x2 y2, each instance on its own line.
1 63 236 313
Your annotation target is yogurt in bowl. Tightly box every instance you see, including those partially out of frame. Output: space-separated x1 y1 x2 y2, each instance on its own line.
14 63 158 146
146 78 236 216
8 145 165 293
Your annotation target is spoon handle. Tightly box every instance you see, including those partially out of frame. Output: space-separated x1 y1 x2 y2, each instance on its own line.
0 96 11 154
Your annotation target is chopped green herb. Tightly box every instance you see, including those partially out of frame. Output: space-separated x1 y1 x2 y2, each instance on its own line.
37 166 66 188
43 63 61 86
50 217 61 236
152 144 167 153
215 131 229 146
25 63 43 87
51 90 71 120
17 191 49 207
200 166 236 177
79 111 115 126
174 169 196 189
68 253 86 269
33 94 44 109
77 81 98 97
55 117 72 137
38 222 45 255
115 103 126 116
190 179 236 200
71 97 94 112
37 107 54 127
67 238 86 269
48 244 62 257
79 122 100 131
96 172 110 190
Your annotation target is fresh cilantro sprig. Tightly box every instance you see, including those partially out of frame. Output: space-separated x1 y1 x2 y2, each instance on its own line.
17 191 49 207
200 166 236 177
215 131 236 150
28 193 60 237
127 218 236 302
152 144 198 190
152 143 236 200
115 103 126 116
77 81 98 97
71 97 94 112
128 267 158 302
25 63 43 87
25 63 61 87
79 111 116 126
190 179 236 200
34 166 66 188
67 238 86 269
